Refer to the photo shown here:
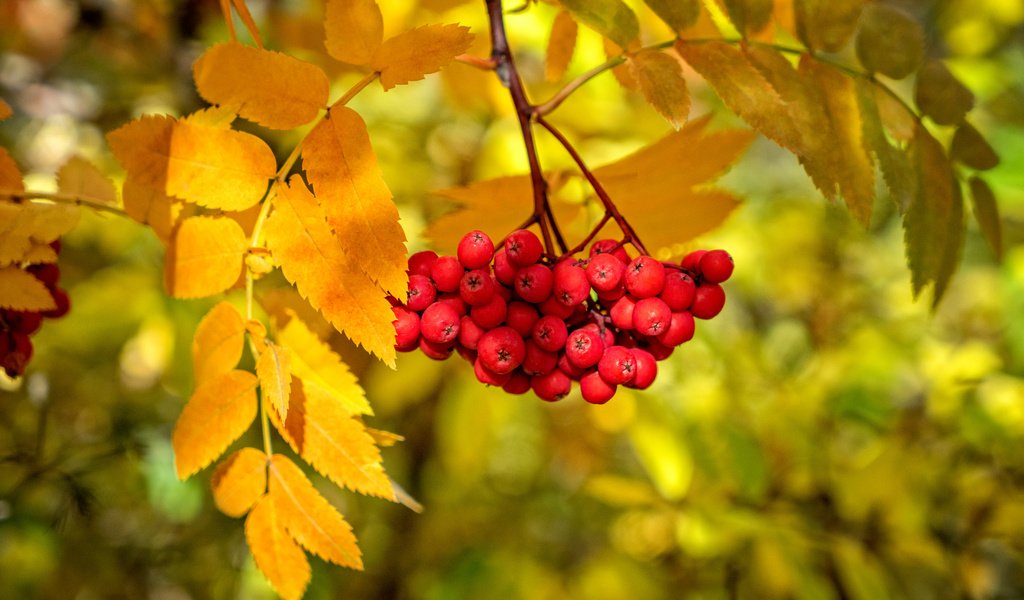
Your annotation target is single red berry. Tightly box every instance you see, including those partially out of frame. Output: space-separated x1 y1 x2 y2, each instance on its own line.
596 284 626 304
532 315 568 353
539 296 574 320
597 345 636 385
632 297 672 337
405 274 436 312
589 239 630 263
581 322 615 349
458 315 485 350
459 269 495 306
699 249 734 283
552 262 590 307
418 337 454 360
660 271 696 311
505 301 539 338
504 229 543 267
691 284 726 319
626 349 657 390
477 326 526 375
514 264 554 304
624 256 666 298
681 249 707 273
615 331 639 348
407 250 438 277
436 292 468 317
493 249 518 286
494 282 513 303
502 371 532 395
28 264 60 289
430 256 464 293
557 352 585 379
457 230 494 270
455 343 477 364
581 370 616 404
420 302 461 344
586 253 625 292
474 357 512 386
531 369 572 401
43 288 70 319
5 311 42 335
657 311 695 347
469 294 507 329
522 340 558 376
610 295 637 330
565 328 604 369
392 306 421 351
645 339 674 360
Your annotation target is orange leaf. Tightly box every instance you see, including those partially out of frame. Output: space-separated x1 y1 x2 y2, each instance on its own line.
324 0 383 65
167 216 247 299
371 24 475 91
263 178 397 366
122 178 188 243
546 10 577 82
0 267 57 311
0 147 23 192
211 447 267 517
245 495 311 600
193 301 246 386
269 454 362 569
0 203 79 267
172 369 258 479
257 340 292 421
271 376 395 500
630 49 690 128
193 42 329 130
0 98 11 120
57 156 117 206
302 107 407 297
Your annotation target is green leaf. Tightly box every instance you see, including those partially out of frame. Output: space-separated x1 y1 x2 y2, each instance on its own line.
722 0 773 37
642 0 701 33
855 3 924 79
914 60 974 126
968 177 1002 260
951 122 1000 171
630 50 690 128
794 0 863 52
856 79 916 213
560 0 639 49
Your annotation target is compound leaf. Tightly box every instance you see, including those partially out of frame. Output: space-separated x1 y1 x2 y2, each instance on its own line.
642 0 701 33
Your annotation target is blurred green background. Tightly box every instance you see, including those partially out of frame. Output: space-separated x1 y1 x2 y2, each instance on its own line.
2 0 1024 598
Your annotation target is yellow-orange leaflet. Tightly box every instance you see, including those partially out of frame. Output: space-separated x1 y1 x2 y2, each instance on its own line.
0 266 57 312
630 49 690 129
211 447 267 518
546 11 577 82
193 42 329 130
245 495 311 600
324 0 383 65
263 178 397 366
167 216 246 299
193 301 246 386
303 107 407 298
0 98 11 120
172 369 258 479
0 203 79 267
269 454 362 569
0 148 23 192
371 24 474 91
257 341 292 421
57 156 118 207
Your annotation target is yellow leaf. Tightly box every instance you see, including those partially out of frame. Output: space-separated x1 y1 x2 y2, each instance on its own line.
371 24 474 91
0 148 24 191
0 98 11 120
122 178 188 243
259 288 335 341
604 38 638 92
546 11 577 82
642 0 701 33
20 242 58 265
57 156 117 206
560 0 640 49
245 495 311 600
182 105 238 129
794 0 862 52
268 454 362 569
276 308 372 416
366 427 403 447
0 266 57 311
167 216 247 299
969 177 1001 261
172 369 258 479
721 0 773 37
193 42 329 130
211 447 267 517
258 340 292 421
854 3 924 80
263 179 397 366
630 49 690 128
324 0 383 65
193 301 246 386
0 202 79 266
302 107 407 298
271 376 395 500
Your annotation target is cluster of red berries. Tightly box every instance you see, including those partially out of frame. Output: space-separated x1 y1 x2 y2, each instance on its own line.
1 242 70 378
391 230 733 404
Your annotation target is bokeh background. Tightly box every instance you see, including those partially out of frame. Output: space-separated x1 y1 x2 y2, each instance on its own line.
2 0 1024 598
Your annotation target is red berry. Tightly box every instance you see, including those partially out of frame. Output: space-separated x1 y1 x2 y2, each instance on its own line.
392 306 421 351
504 229 543 267
493 249 518 286
474 357 511 386
514 264 553 304
458 315 485 350
459 269 495 306
586 253 625 292
582 322 615 349
699 249 734 283
660 271 696 311
406 274 436 312
531 369 572 401
645 339 674 360
522 340 558 376
691 284 726 319
596 284 626 304
430 256 464 293
552 262 590 307
502 371 532 395
420 302 461 344
657 311 695 347
457 230 494 270
469 294 507 329
42 288 70 319
477 326 526 375
532 315 568 353
626 349 657 390
436 292 468 317
581 370 616 404
632 297 671 337
5 311 42 335
455 343 477 363
505 301 539 338
610 295 637 330
597 345 636 385
2 332 33 378
589 239 630 263
557 352 585 379
565 328 604 369
28 264 60 289
419 337 455 360
681 249 707 272
539 296 574 320
624 256 666 298
407 250 438 277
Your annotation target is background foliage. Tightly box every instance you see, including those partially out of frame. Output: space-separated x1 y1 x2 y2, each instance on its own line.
1 0 1024 598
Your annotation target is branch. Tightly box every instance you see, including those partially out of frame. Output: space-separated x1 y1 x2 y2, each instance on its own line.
0 190 126 218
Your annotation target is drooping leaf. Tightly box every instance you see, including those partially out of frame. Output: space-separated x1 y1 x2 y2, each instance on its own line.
560 0 640 49
0 148 23 191
546 10 577 82
263 178 397 366
193 42 329 130
302 107 407 298
193 302 246 387
166 216 246 299
856 79 916 212
0 267 57 311
794 0 863 52
211 447 268 518
604 38 639 91
121 178 187 243
57 156 117 206
370 24 474 91
172 369 258 479
968 177 1001 261
642 0 701 33
914 60 974 126
271 376 395 500
0 98 11 120
257 341 292 421
855 3 924 79
630 49 690 128
0 202 79 266
951 123 999 171
324 0 383 65
721 0 773 37
268 454 362 569
245 495 311 600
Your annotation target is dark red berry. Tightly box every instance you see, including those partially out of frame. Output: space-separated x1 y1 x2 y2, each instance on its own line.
5 311 43 335
28 264 60 289
477 326 526 375
581 370 616 404
657 311 695 347
691 284 726 319
532 315 568 353
522 340 558 376
430 256 464 293
2 332 33 378
539 296 574 320
565 328 604 369
610 295 637 330
531 369 572 401
632 297 671 336
419 337 455 360
420 302 461 344
624 256 666 298
458 315 485 350
392 306 421 351
406 274 436 312
597 345 636 385
645 339 674 360
505 301 539 338
457 230 494 270
469 294 507 329
493 249 517 286
681 249 707 272
407 250 438 277
557 352 585 379
504 229 543 267
586 253 625 292
552 262 590 307
502 371 532 395
626 349 657 390
459 269 495 306
474 357 511 386
660 271 696 311
514 264 554 304
43 288 70 319
699 249 734 283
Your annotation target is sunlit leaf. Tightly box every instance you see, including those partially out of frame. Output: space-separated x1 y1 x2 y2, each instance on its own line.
560 0 639 48
0 203 79 267
257 340 292 421
211 447 267 517
914 60 974 126
245 495 310 600
269 454 362 569
968 177 1001 261
172 369 258 479
57 156 117 206
630 49 690 128
371 24 474 91
324 0 383 65
192 301 246 386
121 178 187 243
721 0 773 37
604 38 639 91
855 4 924 79
193 42 329 130
0 148 23 191
546 10 577 82
0 266 57 311
951 123 999 171
794 0 862 52
642 0 701 33
166 216 246 299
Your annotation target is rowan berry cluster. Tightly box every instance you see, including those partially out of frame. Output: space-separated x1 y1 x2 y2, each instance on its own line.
1 241 71 378
391 230 733 404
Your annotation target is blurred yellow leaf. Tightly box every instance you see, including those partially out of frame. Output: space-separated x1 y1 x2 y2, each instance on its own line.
269 454 362 569
0 267 57 311
245 495 310 600
0 98 11 120
324 0 383 65
0 148 23 191
968 177 1001 260
20 242 57 264
914 60 974 126
166 216 246 299
720 0 773 36
172 369 258 479
371 24 474 91
794 0 862 52
854 4 924 80
630 49 690 129
192 301 246 386
560 0 639 49
211 447 267 518
546 11 577 82
257 340 292 421
365 427 403 447
642 0 701 33
856 79 916 213
951 123 999 171
193 42 329 130
0 203 79 266
57 156 117 206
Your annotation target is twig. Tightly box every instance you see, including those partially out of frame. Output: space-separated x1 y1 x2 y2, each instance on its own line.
454 54 497 70
0 191 126 218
